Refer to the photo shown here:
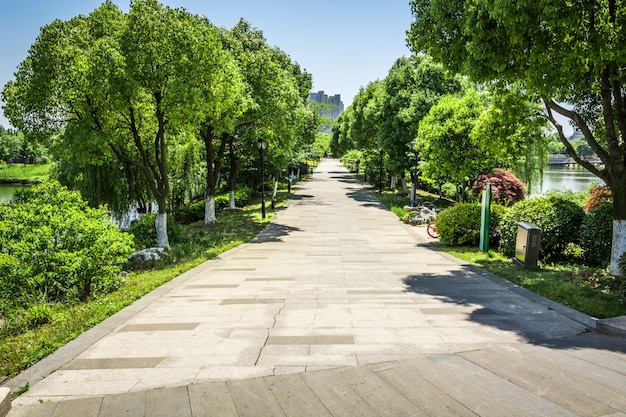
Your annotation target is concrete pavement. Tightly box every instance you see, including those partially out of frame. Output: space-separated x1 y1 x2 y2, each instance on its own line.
4 158 626 416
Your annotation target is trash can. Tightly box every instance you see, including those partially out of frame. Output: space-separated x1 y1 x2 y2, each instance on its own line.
514 222 541 268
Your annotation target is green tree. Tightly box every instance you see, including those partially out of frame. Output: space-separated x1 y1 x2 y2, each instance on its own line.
417 90 490 201
471 85 550 193
3 1 228 246
212 20 313 217
408 0 626 275
378 56 462 191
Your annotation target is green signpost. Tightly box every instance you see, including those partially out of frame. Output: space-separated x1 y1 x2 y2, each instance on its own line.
479 182 492 252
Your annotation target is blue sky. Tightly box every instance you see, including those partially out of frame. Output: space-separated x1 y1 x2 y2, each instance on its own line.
0 0 413 128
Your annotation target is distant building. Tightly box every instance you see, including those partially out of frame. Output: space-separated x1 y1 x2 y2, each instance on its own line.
308 91 344 120
568 130 584 141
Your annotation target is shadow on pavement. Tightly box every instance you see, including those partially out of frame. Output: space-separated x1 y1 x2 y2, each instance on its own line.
346 188 388 209
401 265 626 354
250 223 302 243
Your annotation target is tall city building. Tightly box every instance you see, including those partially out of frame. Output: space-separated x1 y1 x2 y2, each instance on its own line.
308 91 344 120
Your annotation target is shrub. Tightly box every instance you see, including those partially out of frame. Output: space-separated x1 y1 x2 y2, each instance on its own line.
0 181 134 310
175 187 253 224
472 168 526 206
175 201 204 224
499 196 585 259
579 202 613 267
436 203 507 246
127 213 184 249
585 185 612 213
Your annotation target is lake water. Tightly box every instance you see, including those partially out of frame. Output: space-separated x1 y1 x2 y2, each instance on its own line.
0 183 30 204
536 168 603 194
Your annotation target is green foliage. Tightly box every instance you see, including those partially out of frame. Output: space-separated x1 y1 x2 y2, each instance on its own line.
127 213 184 249
417 90 492 200
436 203 506 246
0 182 134 314
579 202 613 267
499 196 585 259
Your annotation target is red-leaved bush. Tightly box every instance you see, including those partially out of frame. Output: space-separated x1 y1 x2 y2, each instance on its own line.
472 168 526 206
585 185 612 213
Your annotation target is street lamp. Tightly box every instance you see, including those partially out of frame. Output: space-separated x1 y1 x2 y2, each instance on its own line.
379 148 384 194
257 138 267 219
410 138 418 207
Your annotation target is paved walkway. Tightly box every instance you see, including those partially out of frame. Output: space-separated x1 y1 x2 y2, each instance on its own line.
4 159 626 416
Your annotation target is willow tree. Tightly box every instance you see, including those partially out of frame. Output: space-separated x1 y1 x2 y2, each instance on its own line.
408 0 626 275
3 0 230 247
209 19 312 217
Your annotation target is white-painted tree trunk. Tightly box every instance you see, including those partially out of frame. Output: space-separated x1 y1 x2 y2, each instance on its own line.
204 195 216 224
610 219 626 276
229 191 236 210
155 212 169 248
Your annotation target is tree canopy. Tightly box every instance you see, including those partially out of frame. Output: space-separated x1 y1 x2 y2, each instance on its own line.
407 0 626 275
2 0 315 245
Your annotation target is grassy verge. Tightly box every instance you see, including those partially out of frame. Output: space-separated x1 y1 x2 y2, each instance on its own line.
377 188 626 320
0 162 51 182
0 188 291 381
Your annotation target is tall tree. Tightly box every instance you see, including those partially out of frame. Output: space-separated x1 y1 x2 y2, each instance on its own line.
417 90 491 201
3 0 231 246
408 0 626 275
212 20 312 218
377 55 462 188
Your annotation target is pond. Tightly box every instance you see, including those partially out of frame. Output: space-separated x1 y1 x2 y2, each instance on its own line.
536 168 603 195
0 183 30 204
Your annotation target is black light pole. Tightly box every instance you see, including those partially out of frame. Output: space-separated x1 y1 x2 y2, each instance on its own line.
257 138 267 219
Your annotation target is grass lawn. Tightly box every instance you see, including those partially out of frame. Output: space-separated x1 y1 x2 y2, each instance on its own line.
0 162 51 182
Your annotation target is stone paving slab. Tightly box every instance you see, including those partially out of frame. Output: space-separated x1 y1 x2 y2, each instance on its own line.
4 159 626 416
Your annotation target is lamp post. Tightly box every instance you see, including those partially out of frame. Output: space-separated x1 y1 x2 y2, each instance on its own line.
410 138 418 207
257 138 267 219
379 148 384 194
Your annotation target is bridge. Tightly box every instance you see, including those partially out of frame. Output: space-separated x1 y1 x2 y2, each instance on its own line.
548 154 604 168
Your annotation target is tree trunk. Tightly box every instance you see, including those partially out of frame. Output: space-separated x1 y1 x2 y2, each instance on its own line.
227 134 238 210
155 210 169 248
611 220 626 276
201 126 226 224
205 195 217 223
229 191 236 210
610 178 626 275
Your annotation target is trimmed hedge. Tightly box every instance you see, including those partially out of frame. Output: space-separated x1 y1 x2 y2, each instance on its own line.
499 196 585 259
436 203 507 246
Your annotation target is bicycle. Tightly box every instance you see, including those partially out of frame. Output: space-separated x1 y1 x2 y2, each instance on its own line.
404 205 439 239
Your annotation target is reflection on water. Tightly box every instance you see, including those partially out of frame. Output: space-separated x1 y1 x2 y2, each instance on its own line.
538 168 604 194
0 184 30 204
